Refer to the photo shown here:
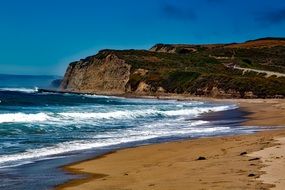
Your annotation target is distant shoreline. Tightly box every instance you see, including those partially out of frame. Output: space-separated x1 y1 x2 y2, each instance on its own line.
56 97 285 190
37 88 285 101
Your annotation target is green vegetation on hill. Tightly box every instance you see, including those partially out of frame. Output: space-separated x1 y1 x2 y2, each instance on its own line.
208 46 285 73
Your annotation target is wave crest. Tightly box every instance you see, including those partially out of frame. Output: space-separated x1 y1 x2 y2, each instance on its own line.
0 113 50 123
0 87 38 93
0 105 236 124
58 105 236 120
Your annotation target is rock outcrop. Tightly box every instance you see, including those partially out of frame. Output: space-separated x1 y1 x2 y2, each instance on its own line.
61 54 131 94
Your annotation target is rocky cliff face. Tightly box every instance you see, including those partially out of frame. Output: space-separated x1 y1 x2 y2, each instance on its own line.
60 54 131 94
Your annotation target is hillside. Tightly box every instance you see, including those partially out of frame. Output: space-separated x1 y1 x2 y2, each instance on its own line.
60 38 285 98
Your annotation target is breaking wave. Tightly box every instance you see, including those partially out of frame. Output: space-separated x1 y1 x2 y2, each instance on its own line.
0 105 236 124
0 123 232 167
0 113 51 123
0 88 249 169
0 87 38 93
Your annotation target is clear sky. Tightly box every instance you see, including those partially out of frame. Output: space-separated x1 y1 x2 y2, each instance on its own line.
0 0 285 75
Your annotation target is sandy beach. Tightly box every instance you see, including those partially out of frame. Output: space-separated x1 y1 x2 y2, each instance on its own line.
57 99 285 190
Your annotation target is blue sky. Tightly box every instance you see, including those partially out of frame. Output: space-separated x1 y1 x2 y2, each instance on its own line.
0 0 285 75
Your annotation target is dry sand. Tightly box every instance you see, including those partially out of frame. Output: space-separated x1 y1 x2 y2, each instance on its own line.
57 99 285 190
249 137 285 190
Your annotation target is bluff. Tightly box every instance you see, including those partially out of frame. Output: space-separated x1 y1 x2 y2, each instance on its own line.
61 38 285 98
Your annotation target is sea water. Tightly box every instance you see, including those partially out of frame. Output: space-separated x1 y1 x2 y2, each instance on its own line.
0 74 257 189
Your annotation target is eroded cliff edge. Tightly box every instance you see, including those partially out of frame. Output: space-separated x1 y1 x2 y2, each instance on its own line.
61 54 131 94
61 38 285 98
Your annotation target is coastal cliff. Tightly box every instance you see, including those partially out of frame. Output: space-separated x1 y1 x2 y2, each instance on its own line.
61 38 285 98
61 54 130 94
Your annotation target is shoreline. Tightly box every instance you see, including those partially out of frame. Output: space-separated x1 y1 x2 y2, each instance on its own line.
56 98 285 190
37 88 283 102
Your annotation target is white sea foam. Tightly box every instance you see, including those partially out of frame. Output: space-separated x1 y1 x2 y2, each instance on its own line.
0 135 158 167
0 124 231 167
188 127 230 133
0 87 38 93
0 105 235 124
163 105 236 116
0 113 51 123
58 109 157 120
58 105 236 121
0 97 240 168
83 94 116 99
188 120 210 126
0 104 236 125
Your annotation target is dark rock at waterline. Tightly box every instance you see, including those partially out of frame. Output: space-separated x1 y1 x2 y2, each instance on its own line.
248 173 256 177
240 152 247 156
248 157 260 161
197 156 206 160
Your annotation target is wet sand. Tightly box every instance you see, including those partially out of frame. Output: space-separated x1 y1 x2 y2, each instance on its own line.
57 99 285 190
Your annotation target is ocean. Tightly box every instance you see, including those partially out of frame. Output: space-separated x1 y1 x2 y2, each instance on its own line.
0 74 259 190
